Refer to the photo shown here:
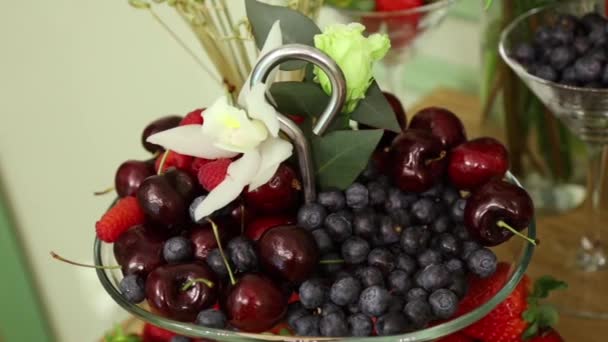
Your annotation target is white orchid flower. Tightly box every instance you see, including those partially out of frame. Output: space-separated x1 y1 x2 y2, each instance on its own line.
146 20 291 222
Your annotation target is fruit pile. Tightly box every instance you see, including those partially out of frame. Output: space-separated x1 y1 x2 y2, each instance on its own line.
512 11 608 87
92 97 536 339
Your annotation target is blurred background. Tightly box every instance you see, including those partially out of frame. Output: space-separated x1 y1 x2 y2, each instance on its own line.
0 1 485 341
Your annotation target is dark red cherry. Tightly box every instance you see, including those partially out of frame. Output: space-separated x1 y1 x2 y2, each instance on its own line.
257 225 319 283
113 225 167 276
244 164 302 215
136 175 187 225
164 168 201 202
114 160 155 197
145 263 217 322
448 137 509 190
245 215 296 241
142 115 182 153
189 218 239 261
384 91 407 131
390 129 448 193
464 179 534 246
224 274 287 332
409 107 467 149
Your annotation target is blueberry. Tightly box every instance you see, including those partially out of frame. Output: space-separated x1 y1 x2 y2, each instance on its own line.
589 27 607 46
461 240 480 260
347 302 360 314
163 236 194 263
429 289 459 319
342 237 370 264
452 224 470 241
335 209 354 224
561 66 579 85
377 216 402 245
119 275 145 303
348 313 373 337
360 161 379 180
467 248 498 278
406 287 428 302
411 198 439 224
325 212 353 243
376 312 411 336
387 270 412 295
170 337 191 342
356 266 385 287
441 187 460 207
321 252 344 274
535 27 555 47
552 26 574 45
226 236 257 272
387 295 406 313
319 302 345 318
556 14 580 32
401 226 431 255
550 45 576 70
297 203 327 231
421 183 444 199
417 249 443 268
390 208 411 227
319 312 348 337
574 56 602 83
312 229 334 254
436 233 461 256
346 183 369 209
445 258 465 274
581 12 606 32
396 253 418 274
318 190 346 212
189 195 206 222
534 64 558 81
404 299 433 328
195 309 226 328
449 273 468 298
359 285 391 316
367 248 396 275
287 302 309 328
368 181 387 206
385 188 415 211
415 264 451 291
299 279 328 309
330 276 362 306
574 36 591 55
353 208 378 239
206 249 229 278
450 199 466 222
293 315 320 336
586 45 607 63
334 269 355 282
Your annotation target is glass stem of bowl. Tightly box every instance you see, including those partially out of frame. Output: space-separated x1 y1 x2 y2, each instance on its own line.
579 142 608 271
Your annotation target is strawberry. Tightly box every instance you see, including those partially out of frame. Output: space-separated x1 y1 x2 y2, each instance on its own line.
456 262 530 342
155 150 193 175
180 108 205 126
436 332 475 342
95 196 145 242
519 276 567 342
375 0 424 49
376 0 423 12
197 158 231 191
526 329 565 342
142 323 175 342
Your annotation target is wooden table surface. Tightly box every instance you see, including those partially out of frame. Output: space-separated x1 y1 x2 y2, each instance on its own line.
101 88 608 341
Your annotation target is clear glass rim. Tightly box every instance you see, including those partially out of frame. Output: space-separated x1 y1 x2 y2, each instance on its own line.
499 0 608 94
327 0 457 18
94 171 536 341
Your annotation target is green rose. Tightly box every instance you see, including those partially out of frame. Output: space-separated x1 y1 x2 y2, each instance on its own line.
313 23 390 113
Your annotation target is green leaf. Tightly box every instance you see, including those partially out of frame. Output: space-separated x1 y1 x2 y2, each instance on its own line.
270 81 328 118
350 81 401 132
536 304 559 328
245 0 321 70
531 276 568 300
522 322 539 340
278 328 292 336
312 129 383 190
522 306 539 323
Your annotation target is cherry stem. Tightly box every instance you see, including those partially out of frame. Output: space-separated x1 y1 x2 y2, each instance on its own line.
93 186 115 196
425 150 447 166
181 278 215 291
319 259 345 265
207 218 236 286
157 150 170 175
497 221 539 246
50 251 121 270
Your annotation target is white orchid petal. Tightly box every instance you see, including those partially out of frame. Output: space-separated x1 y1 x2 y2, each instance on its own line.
247 83 280 137
238 20 283 106
193 177 245 221
249 138 293 191
228 149 262 184
146 125 237 159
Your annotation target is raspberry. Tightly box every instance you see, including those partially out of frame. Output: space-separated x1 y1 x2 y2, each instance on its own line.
191 157 213 175
142 323 176 342
155 150 193 174
95 196 145 242
197 158 231 191
179 108 205 126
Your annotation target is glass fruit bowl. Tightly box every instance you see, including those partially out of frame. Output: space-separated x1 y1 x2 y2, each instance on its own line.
94 172 535 342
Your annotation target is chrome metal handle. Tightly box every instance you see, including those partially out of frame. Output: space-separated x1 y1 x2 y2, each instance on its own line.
250 44 347 203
